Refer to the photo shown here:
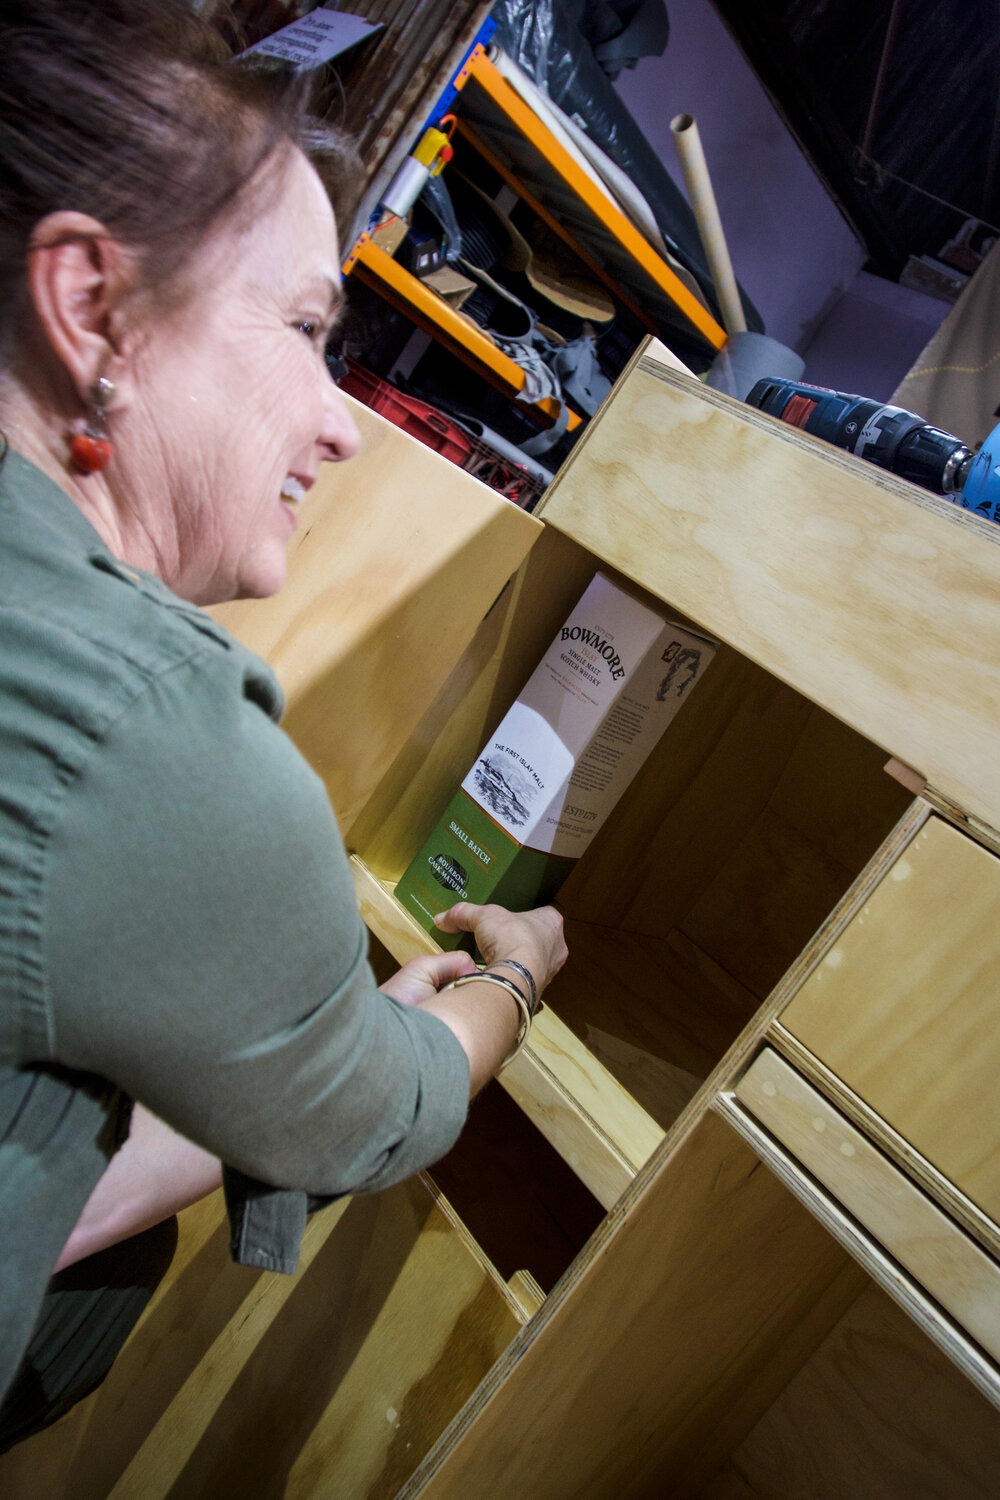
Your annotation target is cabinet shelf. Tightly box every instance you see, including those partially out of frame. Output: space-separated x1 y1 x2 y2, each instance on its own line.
350 854 666 1210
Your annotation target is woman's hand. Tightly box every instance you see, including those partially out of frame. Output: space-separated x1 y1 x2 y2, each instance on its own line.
433 902 568 995
379 951 479 1008
417 902 568 1094
377 906 567 1096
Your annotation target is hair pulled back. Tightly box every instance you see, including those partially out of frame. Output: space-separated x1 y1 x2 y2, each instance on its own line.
0 0 358 351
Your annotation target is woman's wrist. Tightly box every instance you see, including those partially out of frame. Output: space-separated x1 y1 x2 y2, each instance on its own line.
439 968 533 1069
482 957 538 1015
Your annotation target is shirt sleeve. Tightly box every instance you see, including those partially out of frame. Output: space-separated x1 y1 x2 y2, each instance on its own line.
42 643 470 1201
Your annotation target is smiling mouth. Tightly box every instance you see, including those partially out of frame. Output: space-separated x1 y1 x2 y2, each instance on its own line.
280 476 307 506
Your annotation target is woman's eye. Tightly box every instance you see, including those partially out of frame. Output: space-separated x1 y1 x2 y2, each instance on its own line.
296 319 322 343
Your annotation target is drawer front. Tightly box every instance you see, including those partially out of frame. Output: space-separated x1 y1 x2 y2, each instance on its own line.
780 816 1000 1228
735 1048 1000 1363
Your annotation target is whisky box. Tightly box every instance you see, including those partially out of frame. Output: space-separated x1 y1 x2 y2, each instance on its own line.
395 572 716 946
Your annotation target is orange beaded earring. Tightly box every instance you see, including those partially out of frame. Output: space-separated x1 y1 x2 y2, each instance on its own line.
68 375 115 474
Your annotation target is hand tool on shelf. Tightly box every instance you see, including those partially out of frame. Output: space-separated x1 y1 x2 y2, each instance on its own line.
747 376 1000 524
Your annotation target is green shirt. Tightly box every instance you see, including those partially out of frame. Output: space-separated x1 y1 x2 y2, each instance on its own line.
0 448 469 1401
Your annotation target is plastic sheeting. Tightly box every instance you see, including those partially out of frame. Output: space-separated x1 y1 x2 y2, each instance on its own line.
490 0 763 345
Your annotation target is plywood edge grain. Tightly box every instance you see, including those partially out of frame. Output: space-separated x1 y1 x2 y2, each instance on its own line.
506 1269 546 1319
352 856 442 959
769 1024 1000 1259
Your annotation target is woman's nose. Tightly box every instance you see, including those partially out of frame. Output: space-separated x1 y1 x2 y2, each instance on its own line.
320 376 362 463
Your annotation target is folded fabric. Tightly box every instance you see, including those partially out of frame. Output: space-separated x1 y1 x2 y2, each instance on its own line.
549 328 613 415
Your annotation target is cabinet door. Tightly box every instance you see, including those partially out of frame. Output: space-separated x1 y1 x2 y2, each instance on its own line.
780 816 1000 1231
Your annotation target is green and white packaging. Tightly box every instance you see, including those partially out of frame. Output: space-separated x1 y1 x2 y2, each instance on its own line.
395 572 716 946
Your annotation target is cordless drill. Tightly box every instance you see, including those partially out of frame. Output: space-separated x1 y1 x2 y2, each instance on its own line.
746 377 1000 525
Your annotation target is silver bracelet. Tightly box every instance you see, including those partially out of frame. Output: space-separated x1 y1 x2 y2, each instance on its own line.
485 958 538 1015
440 970 532 1069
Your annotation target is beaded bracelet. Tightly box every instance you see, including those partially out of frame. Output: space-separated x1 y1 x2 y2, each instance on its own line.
485 958 538 1016
440 969 533 1069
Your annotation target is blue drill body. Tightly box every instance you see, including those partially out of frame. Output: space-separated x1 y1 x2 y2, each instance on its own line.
747 377 1000 525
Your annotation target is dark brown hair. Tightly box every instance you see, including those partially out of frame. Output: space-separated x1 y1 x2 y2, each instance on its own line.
0 0 360 348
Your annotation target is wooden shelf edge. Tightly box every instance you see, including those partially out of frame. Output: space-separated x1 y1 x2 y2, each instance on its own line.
769 1022 1000 1261
350 855 666 1209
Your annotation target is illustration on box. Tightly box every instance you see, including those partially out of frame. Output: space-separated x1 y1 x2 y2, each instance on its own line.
395 573 717 948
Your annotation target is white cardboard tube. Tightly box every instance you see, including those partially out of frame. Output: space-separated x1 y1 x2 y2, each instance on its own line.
671 113 747 336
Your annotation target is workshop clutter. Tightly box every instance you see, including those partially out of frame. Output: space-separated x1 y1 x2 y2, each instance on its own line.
409 169 617 442
338 359 547 510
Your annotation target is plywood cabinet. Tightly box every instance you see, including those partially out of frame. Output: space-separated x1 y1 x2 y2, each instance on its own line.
777 814 1000 1234
6 345 1000 1498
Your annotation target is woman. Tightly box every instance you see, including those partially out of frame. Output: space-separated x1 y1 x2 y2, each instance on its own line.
0 0 566 1444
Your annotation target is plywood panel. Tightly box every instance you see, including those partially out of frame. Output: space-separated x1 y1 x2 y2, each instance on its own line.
0 1180 521 1500
781 817 1000 1228
557 645 910 998
542 920 759 1079
212 398 540 833
735 1049 1000 1362
582 1028 703 1132
401 1112 868 1500
540 356 1000 833
703 1285 1000 1500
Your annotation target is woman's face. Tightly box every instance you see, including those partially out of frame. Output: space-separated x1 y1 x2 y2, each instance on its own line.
120 148 361 604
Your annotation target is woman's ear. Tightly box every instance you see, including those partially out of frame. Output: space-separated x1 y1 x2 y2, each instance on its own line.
26 211 134 403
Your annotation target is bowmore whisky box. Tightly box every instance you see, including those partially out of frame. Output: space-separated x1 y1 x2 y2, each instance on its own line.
395 573 717 946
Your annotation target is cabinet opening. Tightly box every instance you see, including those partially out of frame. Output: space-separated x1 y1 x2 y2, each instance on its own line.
350 530 912 1135
679 1108 1000 1500
367 933 604 1291
420 1108 1000 1500
676 1113 1000 1500
697 1278 1000 1500
428 1080 605 1294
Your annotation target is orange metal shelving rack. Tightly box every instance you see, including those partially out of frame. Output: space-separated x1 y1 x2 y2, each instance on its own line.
342 43 726 433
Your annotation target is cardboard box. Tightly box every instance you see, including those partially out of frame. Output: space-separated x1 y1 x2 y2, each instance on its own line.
395 573 716 946
371 212 409 257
